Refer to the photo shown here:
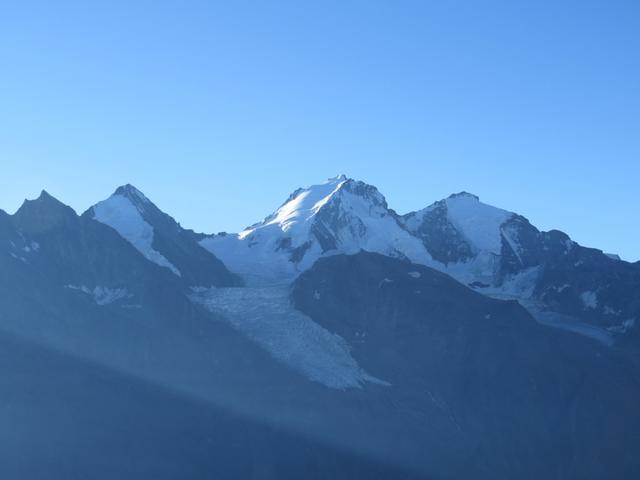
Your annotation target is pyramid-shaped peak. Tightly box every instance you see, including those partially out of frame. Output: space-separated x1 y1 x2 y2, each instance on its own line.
19 189 73 213
241 175 391 247
266 176 386 227
113 184 150 204
13 190 76 233
38 189 56 200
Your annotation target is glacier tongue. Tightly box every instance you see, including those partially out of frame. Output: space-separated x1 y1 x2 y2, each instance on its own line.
190 286 388 389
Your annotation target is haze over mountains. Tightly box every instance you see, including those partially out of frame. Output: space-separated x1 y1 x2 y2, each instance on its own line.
2 175 640 479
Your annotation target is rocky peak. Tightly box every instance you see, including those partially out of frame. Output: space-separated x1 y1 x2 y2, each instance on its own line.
13 190 77 233
447 191 480 201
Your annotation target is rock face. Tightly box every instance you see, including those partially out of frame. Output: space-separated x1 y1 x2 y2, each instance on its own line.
402 193 477 264
292 252 640 479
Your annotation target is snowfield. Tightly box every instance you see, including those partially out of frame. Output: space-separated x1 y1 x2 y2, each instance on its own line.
92 190 182 276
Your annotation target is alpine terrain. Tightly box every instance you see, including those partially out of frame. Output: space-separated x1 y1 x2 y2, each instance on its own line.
2 176 640 479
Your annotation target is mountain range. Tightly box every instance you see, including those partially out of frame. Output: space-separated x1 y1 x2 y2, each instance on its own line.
2 175 640 479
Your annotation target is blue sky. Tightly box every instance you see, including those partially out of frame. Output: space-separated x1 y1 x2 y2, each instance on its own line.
1 1 638 260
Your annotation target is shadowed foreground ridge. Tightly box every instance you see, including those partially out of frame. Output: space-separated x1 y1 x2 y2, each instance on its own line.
0 331 423 480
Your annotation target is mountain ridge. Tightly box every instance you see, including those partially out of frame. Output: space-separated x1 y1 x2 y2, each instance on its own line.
5 177 639 336
3 178 640 478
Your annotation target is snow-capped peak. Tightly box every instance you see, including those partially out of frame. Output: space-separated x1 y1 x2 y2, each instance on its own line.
200 176 430 285
89 187 181 276
240 175 349 241
443 192 513 254
398 192 521 287
239 175 391 248
404 192 514 256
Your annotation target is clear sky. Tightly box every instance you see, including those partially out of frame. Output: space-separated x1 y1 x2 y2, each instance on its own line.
1 1 638 260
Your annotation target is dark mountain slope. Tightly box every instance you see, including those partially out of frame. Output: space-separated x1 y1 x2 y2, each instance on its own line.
0 193 309 414
0 330 425 480
292 252 640 479
0 197 444 478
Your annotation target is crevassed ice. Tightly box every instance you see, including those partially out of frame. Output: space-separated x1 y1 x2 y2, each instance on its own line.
190 286 388 389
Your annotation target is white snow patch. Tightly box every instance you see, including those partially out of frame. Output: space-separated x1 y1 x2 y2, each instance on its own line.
92 194 181 277
66 285 131 306
501 224 523 265
580 291 598 310
608 318 635 334
529 308 614 346
552 284 571 293
408 271 421 278
500 268 541 299
469 266 541 301
444 194 513 255
603 306 619 316
190 286 388 389
10 252 27 263
22 241 39 253
429 252 502 286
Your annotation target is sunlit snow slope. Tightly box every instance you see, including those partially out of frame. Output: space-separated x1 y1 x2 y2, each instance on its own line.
200 175 431 285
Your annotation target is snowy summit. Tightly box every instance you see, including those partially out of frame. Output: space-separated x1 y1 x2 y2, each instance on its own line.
199 175 430 285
